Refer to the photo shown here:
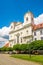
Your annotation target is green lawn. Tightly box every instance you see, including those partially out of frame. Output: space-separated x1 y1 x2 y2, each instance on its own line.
11 54 43 65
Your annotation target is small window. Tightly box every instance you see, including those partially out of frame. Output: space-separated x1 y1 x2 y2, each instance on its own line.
41 37 43 40
40 30 43 35
26 17 28 21
11 26 13 28
17 35 19 43
21 38 22 43
31 17 33 21
26 30 28 34
34 32 36 36
21 32 22 34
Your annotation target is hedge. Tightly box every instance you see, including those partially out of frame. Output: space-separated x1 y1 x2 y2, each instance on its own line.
0 40 43 52
13 40 43 51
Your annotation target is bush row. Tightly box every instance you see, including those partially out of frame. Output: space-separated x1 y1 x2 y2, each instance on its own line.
0 47 13 51
13 40 43 51
0 40 43 52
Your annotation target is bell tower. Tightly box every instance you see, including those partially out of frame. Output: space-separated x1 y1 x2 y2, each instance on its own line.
24 12 34 24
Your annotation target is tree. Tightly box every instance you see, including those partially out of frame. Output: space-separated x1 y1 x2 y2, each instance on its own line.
30 40 43 50
13 44 20 51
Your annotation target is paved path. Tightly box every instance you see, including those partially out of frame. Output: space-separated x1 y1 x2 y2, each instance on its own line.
0 54 41 65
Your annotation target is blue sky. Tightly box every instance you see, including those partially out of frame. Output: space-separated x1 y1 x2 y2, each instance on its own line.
0 0 43 28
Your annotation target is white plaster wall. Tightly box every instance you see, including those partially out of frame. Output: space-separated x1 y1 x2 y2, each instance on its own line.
9 12 34 47
33 29 43 40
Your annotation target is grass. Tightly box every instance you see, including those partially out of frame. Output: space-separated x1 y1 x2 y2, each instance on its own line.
11 54 43 65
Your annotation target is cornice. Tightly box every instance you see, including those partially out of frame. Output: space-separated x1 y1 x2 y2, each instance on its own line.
9 23 32 34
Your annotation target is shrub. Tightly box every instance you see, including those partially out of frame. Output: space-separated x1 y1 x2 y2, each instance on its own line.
13 44 20 51
0 47 13 52
1 40 43 54
6 47 13 51
20 44 29 51
30 40 43 50
1 47 7 51
13 40 43 53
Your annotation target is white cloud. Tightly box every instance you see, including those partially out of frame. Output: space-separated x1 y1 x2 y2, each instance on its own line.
0 36 8 47
0 37 8 42
0 26 10 37
34 14 43 24
0 26 10 47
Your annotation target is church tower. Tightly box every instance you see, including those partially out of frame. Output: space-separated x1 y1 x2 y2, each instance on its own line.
23 12 34 42
24 12 34 25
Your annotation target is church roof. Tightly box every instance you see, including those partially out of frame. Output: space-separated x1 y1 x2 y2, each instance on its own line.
32 23 43 30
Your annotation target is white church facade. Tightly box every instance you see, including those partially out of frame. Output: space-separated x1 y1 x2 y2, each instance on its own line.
9 12 43 47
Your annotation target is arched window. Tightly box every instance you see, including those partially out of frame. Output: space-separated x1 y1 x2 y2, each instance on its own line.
26 17 28 21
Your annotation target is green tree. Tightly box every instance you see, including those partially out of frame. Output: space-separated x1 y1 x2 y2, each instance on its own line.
13 44 20 51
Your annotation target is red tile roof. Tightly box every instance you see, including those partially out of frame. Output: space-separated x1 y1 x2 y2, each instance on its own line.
4 43 9 47
32 23 43 30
